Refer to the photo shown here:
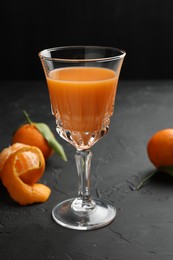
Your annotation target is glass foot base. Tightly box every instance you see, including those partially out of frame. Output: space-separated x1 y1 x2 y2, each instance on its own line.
52 198 116 230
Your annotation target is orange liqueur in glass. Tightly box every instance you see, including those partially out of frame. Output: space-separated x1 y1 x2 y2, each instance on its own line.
46 67 118 150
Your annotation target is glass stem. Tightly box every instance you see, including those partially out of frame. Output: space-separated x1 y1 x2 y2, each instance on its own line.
71 149 96 212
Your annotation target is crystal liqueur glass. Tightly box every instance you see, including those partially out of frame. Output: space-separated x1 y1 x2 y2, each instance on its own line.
39 46 126 230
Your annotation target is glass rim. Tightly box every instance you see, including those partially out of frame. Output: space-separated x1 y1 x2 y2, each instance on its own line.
38 45 126 63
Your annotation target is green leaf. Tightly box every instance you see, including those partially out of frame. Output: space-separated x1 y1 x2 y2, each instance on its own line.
23 110 67 161
136 165 173 190
158 165 173 177
136 170 156 190
34 122 67 162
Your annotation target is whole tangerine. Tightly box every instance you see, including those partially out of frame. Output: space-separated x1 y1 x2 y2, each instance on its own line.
147 129 173 168
12 124 53 159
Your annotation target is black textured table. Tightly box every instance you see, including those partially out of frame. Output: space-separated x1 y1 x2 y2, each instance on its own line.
1 80 173 259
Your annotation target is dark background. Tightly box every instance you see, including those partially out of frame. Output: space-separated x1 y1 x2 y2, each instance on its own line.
1 0 173 80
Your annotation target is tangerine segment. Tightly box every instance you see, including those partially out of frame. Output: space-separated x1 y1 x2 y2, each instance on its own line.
0 143 28 177
14 147 45 185
1 147 50 205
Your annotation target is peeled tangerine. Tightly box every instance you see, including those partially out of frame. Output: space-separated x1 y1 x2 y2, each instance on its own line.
0 143 28 174
0 144 51 205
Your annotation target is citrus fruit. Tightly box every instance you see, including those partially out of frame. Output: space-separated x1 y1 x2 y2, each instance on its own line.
147 129 173 168
11 111 67 161
1 146 51 205
0 143 45 184
136 129 173 190
12 123 53 160
12 145 45 185
0 143 28 176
